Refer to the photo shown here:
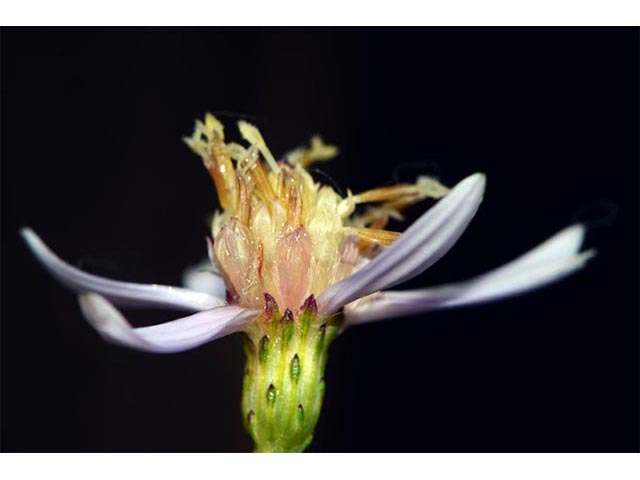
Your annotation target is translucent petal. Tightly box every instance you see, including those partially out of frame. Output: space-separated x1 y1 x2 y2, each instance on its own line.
79 293 257 353
22 228 224 311
317 173 486 315
182 259 227 299
345 224 594 325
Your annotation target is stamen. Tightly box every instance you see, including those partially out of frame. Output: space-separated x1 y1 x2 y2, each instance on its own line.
415 175 450 198
352 176 449 206
350 227 401 247
348 206 404 229
352 183 417 204
235 175 253 225
184 114 238 211
248 158 277 203
238 121 280 173
205 144 238 211
289 135 339 167
367 212 390 231
286 183 303 227
203 113 225 140
256 241 264 282
225 142 251 163
337 190 356 219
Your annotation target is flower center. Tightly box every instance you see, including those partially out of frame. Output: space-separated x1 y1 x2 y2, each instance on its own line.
184 113 451 312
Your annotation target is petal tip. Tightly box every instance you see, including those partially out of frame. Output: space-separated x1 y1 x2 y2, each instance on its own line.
571 223 587 248
20 227 51 265
20 226 39 247
465 172 486 188
78 292 113 329
456 172 486 201
560 223 588 254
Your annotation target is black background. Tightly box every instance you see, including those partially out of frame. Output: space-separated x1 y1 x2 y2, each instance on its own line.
2 28 638 452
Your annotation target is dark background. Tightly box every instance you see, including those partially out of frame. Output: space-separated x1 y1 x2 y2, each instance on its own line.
2 28 638 452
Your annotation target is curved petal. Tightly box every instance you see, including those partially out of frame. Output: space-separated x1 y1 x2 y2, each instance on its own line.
318 173 486 315
22 228 224 311
182 259 227 299
78 293 258 353
345 224 595 325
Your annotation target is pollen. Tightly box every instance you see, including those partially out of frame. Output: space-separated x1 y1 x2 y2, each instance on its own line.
184 114 449 312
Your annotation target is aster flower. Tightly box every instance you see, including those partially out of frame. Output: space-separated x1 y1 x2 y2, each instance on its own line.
21 114 595 452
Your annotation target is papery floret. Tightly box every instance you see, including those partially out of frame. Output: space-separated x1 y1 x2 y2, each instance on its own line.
185 114 449 314
275 226 313 311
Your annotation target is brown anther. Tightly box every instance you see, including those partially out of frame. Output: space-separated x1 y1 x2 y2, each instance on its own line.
248 160 276 203
368 213 390 231
382 197 422 213
204 141 238 211
287 183 303 226
235 175 252 225
256 241 264 281
353 183 415 204
353 227 401 247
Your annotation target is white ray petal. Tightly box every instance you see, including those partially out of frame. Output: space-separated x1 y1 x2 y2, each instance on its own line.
480 224 587 277
182 259 227 299
344 224 595 325
78 293 258 353
318 173 486 315
22 228 224 312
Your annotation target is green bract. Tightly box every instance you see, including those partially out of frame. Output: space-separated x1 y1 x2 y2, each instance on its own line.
241 295 342 452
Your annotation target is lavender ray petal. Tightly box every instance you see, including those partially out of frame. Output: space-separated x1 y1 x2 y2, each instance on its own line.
78 293 258 353
22 227 225 311
182 259 227 299
345 224 595 325
318 173 486 315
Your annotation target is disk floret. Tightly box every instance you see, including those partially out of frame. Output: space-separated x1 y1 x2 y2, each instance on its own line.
183 113 450 313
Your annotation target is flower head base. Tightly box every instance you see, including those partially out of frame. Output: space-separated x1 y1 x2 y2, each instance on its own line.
183 113 449 312
22 112 595 452
242 294 342 452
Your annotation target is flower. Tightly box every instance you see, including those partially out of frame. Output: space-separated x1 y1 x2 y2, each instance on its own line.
21 114 595 452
